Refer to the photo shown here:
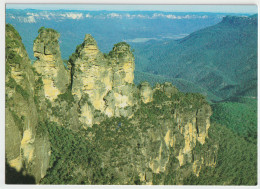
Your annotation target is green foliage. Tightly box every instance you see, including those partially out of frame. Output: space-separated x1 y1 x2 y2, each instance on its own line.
134 71 221 102
183 97 257 185
56 90 74 104
6 77 16 89
36 121 48 137
183 123 257 185
38 26 59 34
108 41 132 58
103 53 109 58
5 62 11 75
152 173 164 185
113 42 130 48
33 76 44 106
6 24 22 41
211 97 257 144
46 99 52 109
15 85 29 101
6 74 30 102
10 110 23 133
134 16 257 100
38 26 45 33
5 24 26 67
152 90 169 103
68 44 82 64
40 121 105 184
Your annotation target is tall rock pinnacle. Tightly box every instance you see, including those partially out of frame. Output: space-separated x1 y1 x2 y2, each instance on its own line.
68 35 138 127
33 27 69 101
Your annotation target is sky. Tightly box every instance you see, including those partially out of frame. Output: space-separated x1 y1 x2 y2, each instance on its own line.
5 4 258 13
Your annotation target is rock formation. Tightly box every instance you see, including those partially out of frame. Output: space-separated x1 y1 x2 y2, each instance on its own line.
33 27 69 101
6 24 217 184
139 82 153 103
106 42 138 117
68 36 138 127
5 24 51 183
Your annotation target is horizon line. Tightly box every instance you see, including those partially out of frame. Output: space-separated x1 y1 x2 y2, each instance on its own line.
5 4 258 14
5 8 258 14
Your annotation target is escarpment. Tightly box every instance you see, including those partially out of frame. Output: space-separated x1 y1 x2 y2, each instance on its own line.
6 24 217 185
5 24 51 183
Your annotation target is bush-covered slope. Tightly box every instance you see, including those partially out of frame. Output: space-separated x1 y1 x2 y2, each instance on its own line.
184 122 257 185
183 96 257 185
134 70 221 101
211 97 257 144
39 89 215 185
134 15 257 100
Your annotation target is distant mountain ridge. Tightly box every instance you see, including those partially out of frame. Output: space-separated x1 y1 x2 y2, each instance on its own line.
6 9 250 60
133 14 258 101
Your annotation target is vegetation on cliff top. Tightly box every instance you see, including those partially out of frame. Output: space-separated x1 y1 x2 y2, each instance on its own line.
39 88 211 184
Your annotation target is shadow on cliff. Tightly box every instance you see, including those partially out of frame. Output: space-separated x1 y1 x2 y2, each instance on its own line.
5 161 36 184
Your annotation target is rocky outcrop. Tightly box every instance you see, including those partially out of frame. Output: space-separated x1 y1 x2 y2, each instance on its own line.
69 34 113 127
5 24 51 183
139 82 153 103
139 85 215 184
86 84 216 185
6 24 217 185
69 36 137 127
107 42 138 117
33 27 69 101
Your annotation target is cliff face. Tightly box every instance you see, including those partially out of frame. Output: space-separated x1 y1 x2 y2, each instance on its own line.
139 82 153 103
6 24 217 185
69 36 137 127
33 27 69 101
108 42 137 117
83 84 216 185
5 24 51 183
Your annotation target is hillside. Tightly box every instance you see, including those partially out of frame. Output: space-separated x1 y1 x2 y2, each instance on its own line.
133 15 257 100
134 70 221 101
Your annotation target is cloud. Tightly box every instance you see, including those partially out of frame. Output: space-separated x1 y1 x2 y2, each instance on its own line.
60 13 83 19
107 13 122 18
8 15 16 19
26 12 39 17
152 13 208 19
85 13 92 18
17 16 36 23
6 10 210 23
136 14 148 18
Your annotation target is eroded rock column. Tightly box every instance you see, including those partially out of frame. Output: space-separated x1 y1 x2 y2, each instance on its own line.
33 27 69 101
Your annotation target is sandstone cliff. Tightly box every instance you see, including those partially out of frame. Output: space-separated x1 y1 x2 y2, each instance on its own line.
84 83 217 184
33 27 69 101
68 36 138 127
6 24 217 185
5 24 51 183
